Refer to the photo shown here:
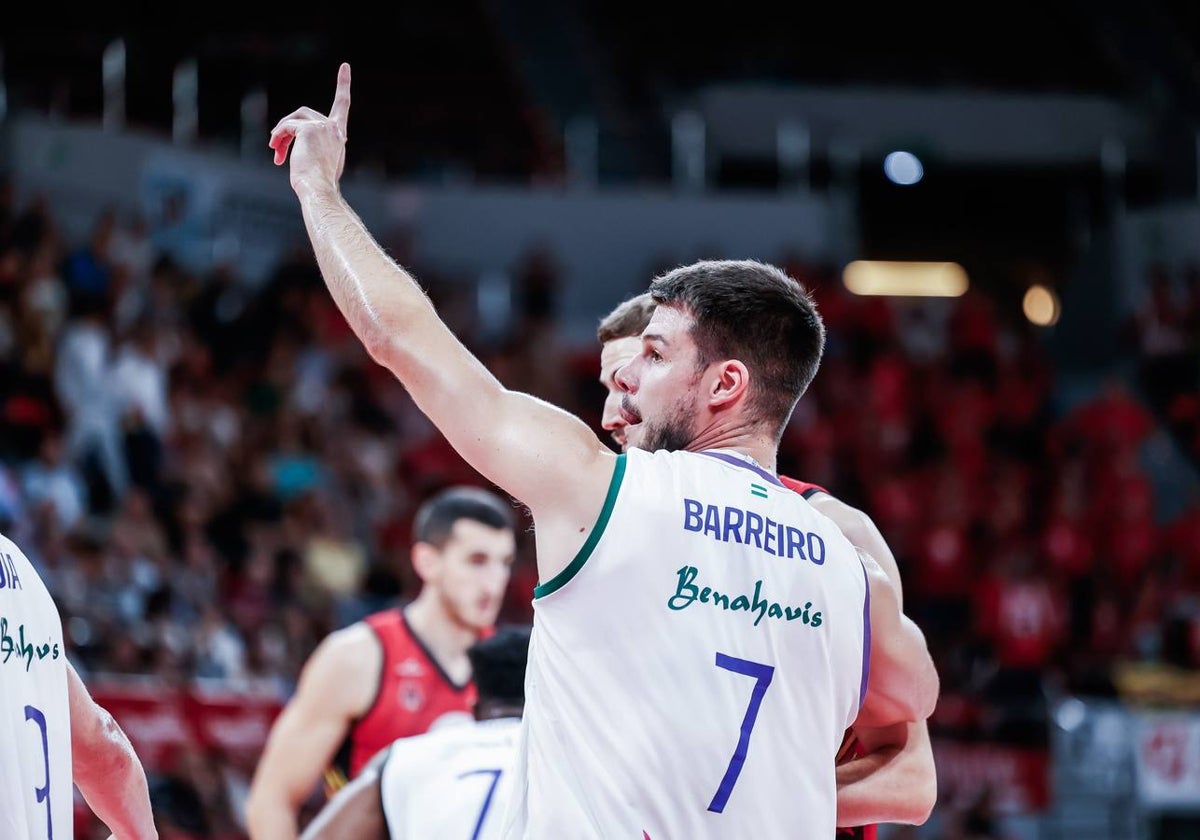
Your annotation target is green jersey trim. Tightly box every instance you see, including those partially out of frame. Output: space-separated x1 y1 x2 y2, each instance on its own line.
534 454 626 599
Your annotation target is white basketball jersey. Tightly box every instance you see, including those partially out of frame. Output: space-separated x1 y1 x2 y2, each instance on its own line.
381 716 520 840
501 449 869 839
0 532 73 840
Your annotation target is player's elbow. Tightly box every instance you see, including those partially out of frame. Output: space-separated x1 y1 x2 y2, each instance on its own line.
360 327 401 371
884 668 938 727
74 705 139 782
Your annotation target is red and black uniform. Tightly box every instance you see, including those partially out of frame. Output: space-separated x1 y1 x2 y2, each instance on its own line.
782 475 877 840
333 609 479 782
780 476 829 500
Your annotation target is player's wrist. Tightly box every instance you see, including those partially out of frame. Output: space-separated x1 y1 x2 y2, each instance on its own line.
294 175 342 203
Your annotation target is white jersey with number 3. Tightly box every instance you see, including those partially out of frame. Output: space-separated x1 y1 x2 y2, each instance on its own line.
381 716 520 840
0 532 73 840
501 448 870 839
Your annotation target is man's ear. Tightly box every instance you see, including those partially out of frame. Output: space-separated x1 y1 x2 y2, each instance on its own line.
708 360 750 410
410 542 440 584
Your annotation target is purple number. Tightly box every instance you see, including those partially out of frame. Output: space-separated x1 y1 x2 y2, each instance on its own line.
25 705 53 839
458 768 503 840
709 653 774 813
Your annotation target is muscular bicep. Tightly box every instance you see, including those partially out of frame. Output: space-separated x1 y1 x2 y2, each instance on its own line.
375 320 616 542
857 551 939 728
381 321 618 580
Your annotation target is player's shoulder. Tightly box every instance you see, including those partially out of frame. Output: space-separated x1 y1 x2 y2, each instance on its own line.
308 620 384 673
359 605 405 632
779 475 830 499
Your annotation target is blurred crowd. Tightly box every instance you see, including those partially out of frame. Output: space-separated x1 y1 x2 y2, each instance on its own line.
1131 263 1200 469
2 183 1199 839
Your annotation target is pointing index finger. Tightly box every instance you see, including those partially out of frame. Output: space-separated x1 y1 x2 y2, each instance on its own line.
330 63 351 134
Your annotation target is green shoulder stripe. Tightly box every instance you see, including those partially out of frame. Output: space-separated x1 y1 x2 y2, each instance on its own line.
534 454 627 599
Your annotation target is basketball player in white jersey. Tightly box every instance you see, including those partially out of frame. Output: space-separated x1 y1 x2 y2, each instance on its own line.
269 64 939 838
1 531 158 840
597 294 936 832
300 625 530 840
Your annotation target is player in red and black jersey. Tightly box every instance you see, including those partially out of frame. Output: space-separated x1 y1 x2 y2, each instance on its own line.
246 487 517 840
597 294 936 837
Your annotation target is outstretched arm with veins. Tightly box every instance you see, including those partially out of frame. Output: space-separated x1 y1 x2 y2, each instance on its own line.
269 63 614 585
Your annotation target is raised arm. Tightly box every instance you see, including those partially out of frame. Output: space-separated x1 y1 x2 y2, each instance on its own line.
245 627 379 840
269 63 614 581
856 550 939 729
67 662 158 840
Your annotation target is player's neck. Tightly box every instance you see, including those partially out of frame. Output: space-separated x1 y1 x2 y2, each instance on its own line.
686 426 777 475
405 594 479 661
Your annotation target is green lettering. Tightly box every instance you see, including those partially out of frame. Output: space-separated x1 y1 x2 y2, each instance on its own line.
668 566 701 610
662 569 824 630
751 580 770 626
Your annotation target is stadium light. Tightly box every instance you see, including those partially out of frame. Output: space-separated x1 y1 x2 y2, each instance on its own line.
883 151 923 185
1023 284 1061 326
843 261 968 297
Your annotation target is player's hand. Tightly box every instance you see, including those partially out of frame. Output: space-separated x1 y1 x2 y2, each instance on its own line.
269 62 352 194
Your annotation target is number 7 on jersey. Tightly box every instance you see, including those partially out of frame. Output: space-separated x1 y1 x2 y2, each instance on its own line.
709 653 774 814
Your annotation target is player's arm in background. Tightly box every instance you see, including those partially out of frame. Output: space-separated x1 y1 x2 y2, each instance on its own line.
855 549 940 730
836 721 936 827
269 65 615 582
299 747 390 840
245 625 380 840
809 495 904 609
809 494 936 826
67 661 159 840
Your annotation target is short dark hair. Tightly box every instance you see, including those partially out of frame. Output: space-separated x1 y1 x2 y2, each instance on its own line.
413 486 515 548
597 293 656 343
467 624 531 706
649 259 825 439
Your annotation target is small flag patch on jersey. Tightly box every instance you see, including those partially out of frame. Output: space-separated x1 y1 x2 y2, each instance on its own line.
750 483 768 499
